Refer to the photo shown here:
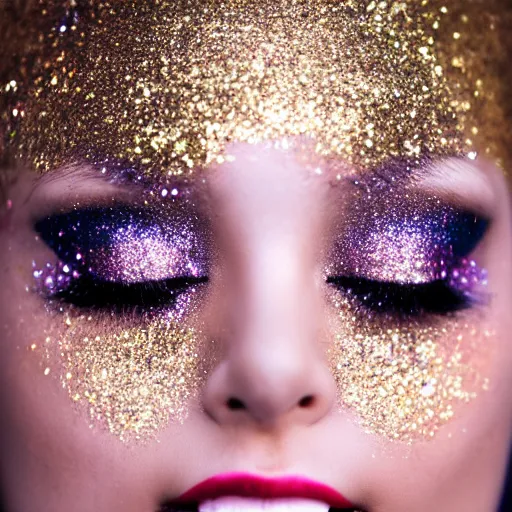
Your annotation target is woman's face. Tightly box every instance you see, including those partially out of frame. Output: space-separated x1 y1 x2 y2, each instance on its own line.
1 1 512 511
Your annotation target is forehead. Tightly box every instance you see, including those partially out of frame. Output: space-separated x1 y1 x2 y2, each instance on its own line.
1 0 511 180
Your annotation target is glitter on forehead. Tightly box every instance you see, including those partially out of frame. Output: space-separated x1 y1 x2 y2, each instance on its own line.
1 0 511 177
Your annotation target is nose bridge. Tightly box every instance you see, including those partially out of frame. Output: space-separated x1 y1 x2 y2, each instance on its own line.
223 149 321 374
202 145 335 428
241 235 312 341
226 235 323 422
212 144 324 354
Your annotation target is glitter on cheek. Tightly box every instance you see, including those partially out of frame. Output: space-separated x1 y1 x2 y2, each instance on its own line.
29 205 211 440
31 258 206 440
38 309 203 441
325 199 492 442
327 299 492 443
31 254 207 440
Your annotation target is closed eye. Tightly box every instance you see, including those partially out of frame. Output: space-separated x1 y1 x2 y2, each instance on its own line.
327 275 473 317
52 273 209 311
33 203 211 314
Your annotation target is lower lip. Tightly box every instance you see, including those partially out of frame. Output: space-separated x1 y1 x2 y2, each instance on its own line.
173 473 355 509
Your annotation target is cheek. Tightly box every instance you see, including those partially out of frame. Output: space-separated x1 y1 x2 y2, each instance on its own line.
33 300 205 442
326 290 494 443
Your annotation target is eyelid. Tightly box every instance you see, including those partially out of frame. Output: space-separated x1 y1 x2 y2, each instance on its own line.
328 198 490 288
34 204 210 287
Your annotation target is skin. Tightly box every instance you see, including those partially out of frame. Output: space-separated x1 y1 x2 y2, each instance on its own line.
0 147 512 512
1 2 512 511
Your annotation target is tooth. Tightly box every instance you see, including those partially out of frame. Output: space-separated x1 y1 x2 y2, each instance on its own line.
198 497 331 512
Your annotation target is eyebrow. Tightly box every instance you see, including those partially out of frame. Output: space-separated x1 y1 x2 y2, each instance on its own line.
34 164 156 189
31 163 199 198
413 158 496 218
26 162 225 223
30 156 496 222
342 156 495 219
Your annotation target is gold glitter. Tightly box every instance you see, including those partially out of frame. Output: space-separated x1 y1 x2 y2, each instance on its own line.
1 0 505 443
328 291 490 442
323 189 492 442
0 1 511 176
42 311 202 441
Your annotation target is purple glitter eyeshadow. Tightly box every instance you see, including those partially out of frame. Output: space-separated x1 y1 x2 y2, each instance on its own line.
33 260 80 295
33 205 210 305
326 195 490 315
449 258 488 295
89 222 204 283
333 198 488 285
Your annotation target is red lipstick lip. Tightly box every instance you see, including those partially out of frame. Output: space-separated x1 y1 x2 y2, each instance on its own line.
172 473 355 509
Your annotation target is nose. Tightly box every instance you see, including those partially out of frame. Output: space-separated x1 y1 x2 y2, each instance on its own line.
201 146 336 429
202 248 336 428
202 322 336 429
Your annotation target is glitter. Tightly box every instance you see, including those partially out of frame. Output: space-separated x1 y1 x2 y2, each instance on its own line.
1 0 503 444
44 367 50 376
326 187 490 442
35 206 210 289
327 305 486 441
41 319 203 440
1 1 511 177
33 203 210 440
329 192 488 287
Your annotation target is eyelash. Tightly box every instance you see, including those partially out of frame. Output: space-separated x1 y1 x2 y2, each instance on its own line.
34 205 210 314
35 204 487 318
52 273 209 311
326 275 474 317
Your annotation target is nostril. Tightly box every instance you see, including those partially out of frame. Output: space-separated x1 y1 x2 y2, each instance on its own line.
298 395 315 408
226 397 246 410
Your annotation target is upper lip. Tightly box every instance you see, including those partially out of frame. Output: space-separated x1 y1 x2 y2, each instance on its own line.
171 472 355 509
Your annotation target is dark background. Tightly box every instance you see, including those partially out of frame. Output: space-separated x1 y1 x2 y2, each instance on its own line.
500 450 512 512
